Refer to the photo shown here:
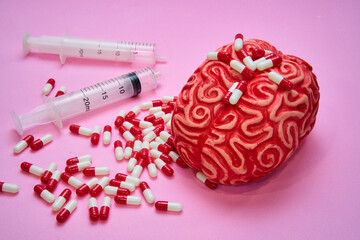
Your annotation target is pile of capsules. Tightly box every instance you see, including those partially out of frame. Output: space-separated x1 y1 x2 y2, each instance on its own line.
207 33 294 105
8 93 218 224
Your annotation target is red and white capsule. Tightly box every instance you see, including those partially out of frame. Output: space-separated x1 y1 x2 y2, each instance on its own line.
114 140 124 160
114 110 126 127
90 177 109 197
20 162 45 177
162 96 178 103
124 141 133 159
83 167 110 176
223 82 239 104
154 158 174 176
119 126 135 142
234 33 244 51
30 134 53 151
169 151 188 168
230 60 255 80
41 162 57 184
103 125 112 145
143 125 164 142
91 126 101 145
257 55 282 71
55 86 67 97
56 200 77 223
196 172 218 189
130 118 153 128
13 135 34 153
65 161 91 174
268 72 294 91
155 201 182 212
123 121 141 136
42 78 55 96
88 197 99 221
34 184 55 203
252 48 272 60
237 49 256 71
207 51 231 63
127 151 140 172
69 124 93 136
140 141 150 158
61 172 83 189
141 100 163 110
46 170 61 192
104 186 130 196
52 188 72 211
139 182 155 204
131 157 147 178
159 131 175 147
150 149 172 164
229 81 247 105
149 105 172 114
0 182 19 193
76 177 99 197
253 53 276 65
115 173 141 186
66 154 92 165
144 111 165 123
155 137 175 151
109 179 135 192
114 195 141 205
125 106 141 122
153 113 172 126
150 141 171 154
147 157 158 178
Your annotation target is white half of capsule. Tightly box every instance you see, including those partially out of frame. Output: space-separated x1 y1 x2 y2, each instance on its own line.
131 165 143 178
102 196 111 207
229 89 244 105
166 120 172 130
161 96 175 103
123 131 135 142
86 178 99 189
154 158 166 169
150 106 167 114
30 165 45 176
141 141 150 150
162 114 172 124
94 167 110 175
228 82 239 93
50 170 61 181
40 189 55 203
149 141 160 150
78 154 92 162
127 157 137 172
143 132 156 142
13 140 29 153
64 200 77 213
58 86 67 93
124 175 140 186
169 151 179 162
140 101 154 110
123 121 135 130
133 140 142 152
98 177 110 188
1 183 19 193
40 134 53 145
79 127 93 136
78 161 91 171
230 60 246 73
69 176 83 188
115 147 124 160
206 52 218 60
154 111 165 118
126 196 142 205
138 120 153 128
124 147 133 159
254 56 267 65
93 126 100 134
88 197 97 208
46 162 57 172
234 38 243 51
268 72 284 84
142 126 155 135
103 131 111 145
196 172 207 183
118 110 126 117
147 163 157 178
52 196 66 211
167 202 183 212
150 149 162 159
159 131 171 142
120 181 135 192
104 186 120 196
42 83 53 96
257 59 274 71
131 106 141 115
243 56 256 71
155 137 166 144
142 189 155 204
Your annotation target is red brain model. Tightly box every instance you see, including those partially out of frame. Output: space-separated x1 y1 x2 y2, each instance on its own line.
172 39 320 185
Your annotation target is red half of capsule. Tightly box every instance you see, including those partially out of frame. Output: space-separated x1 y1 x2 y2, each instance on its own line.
23 135 34 145
109 179 123 188
144 114 156 123
217 52 231 63
155 201 169 211
46 178 59 192
91 133 100 145
176 158 188 168
114 116 125 127
161 164 174 177
90 185 103 197
114 195 128 204
89 206 99 221
76 184 90 197
125 111 135 122
30 139 43 151
56 208 70 223
41 171 53 184
69 124 80 134
20 162 32 172
205 180 218 190
99 206 110 220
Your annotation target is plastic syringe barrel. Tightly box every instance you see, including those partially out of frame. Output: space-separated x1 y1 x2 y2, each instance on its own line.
12 67 160 135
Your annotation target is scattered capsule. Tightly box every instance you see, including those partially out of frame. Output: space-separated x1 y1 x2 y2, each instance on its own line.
143 125 164 142
257 55 282 71
115 173 141 186
109 179 135 192
20 162 45 177
130 118 153 128
154 158 174 176
233 33 244 51
229 60 255 80
103 125 112 145
268 72 294 91
56 200 77 223
90 177 109 197
119 126 135 142
162 96 178 103
207 51 231 63
60 172 83 189
127 151 140 172
139 182 155 204
114 195 142 205
149 105 172 114
140 141 150 158
100 196 111 220
69 124 93 136
123 121 142 136
30 134 53 151
66 154 92 165
153 113 172 126
41 162 57 184
55 86 67 97
114 110 126 127
159 131 175 147
13 135 34 153
34 184 55 203
91 126 101 145
166 119 172 130
223 82 239 104
150 149 172 164
65 161 91 174
76 178 99 197
150 141 171 154
83 167 109 176
155 201 182 212
0 182 19 193
252 48 272 60
140 100 163 110
253 53 276 65
229 81 247 105
237 49 256 71
196 172 218 189
147 157 158 178
143 126 156 135
131 157 147 178
114 140 124 161
42 78 55 96
169 151 188 168
124 141 134 159
125 106 141 122
46 170 61 192
144 111 165 123
155 137 175 151
104 186 130 196
52 188 71 211
88 197 99 221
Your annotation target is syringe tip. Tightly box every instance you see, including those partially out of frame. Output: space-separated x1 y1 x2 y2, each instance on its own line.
156 56 167 62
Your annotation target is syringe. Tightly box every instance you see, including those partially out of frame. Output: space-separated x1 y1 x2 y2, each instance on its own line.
12 67 160 135
23 31 166 65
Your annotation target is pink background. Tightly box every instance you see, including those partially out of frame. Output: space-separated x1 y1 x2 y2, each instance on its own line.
0 0 359 239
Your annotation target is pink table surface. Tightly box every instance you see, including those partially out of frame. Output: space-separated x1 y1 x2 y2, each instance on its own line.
0 0 359 239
